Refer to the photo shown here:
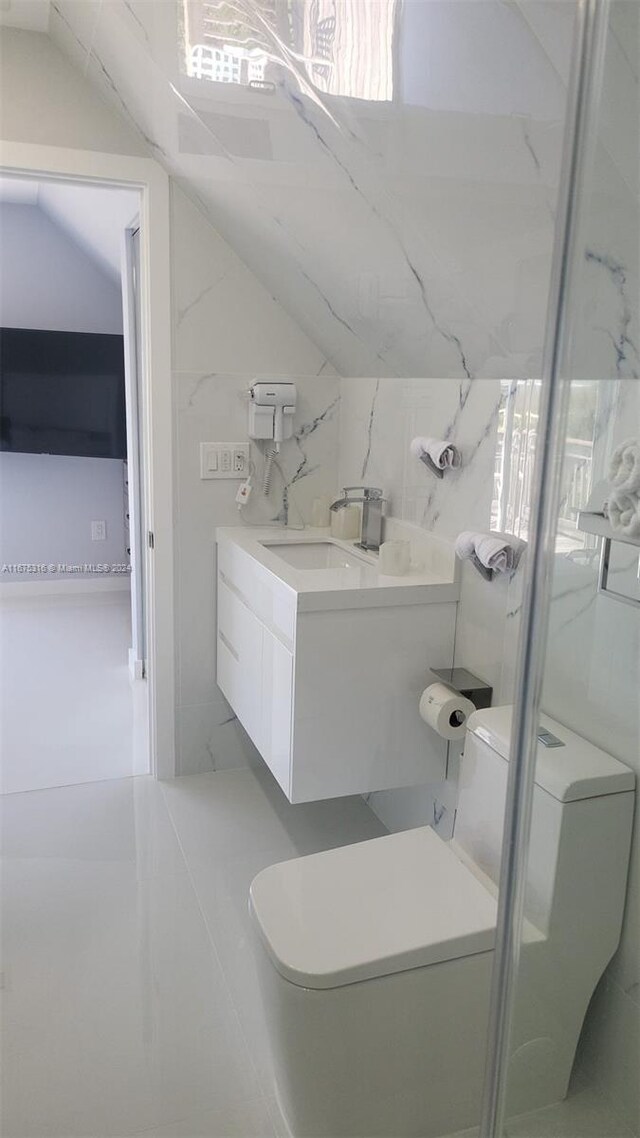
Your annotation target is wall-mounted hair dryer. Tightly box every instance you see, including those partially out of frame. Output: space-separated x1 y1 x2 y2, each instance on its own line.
249 382 297 445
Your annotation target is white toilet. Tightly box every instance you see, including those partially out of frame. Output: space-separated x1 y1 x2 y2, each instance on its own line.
250 707 635 1138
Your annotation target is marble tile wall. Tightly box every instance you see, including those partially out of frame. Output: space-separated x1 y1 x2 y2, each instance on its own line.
47 0 571 380
338 374 527 834
171 184 340 775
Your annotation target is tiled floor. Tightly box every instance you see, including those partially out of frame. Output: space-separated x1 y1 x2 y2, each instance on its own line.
0 764 386 1137
0 592 148 794
447 1083 635 1138
1 764 632 1137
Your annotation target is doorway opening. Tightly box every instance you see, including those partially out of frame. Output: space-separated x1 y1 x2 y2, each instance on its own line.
0 174 151 793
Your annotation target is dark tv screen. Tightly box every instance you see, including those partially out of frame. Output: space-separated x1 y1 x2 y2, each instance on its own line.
0 328 126 460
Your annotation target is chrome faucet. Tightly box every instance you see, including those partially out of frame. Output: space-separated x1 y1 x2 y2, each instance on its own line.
330 486 386 553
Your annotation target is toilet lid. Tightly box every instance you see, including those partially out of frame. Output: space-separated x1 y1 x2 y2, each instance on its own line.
249 827 498 989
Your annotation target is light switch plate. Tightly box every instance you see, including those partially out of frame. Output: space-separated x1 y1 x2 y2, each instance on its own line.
200 443 250 479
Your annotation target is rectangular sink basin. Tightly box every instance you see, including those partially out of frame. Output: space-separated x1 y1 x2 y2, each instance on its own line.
262 541 370 571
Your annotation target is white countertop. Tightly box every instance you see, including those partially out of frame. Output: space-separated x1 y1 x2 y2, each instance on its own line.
216 523 460 611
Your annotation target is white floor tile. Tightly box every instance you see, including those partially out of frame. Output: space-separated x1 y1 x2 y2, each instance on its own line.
161 763 387 868
445 1086 634 1138
162 765 387 1100
505 1085 636 1137
1 776 185 881
0 594 148 793
2 764 630 1138
1 779 262 1137
130 1096 276 1137
188 845 296 1097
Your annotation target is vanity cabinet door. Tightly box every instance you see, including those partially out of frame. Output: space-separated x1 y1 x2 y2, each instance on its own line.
217 576 264 750
261 629 293 796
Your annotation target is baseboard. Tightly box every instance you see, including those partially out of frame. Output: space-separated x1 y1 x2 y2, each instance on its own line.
0 577 131 599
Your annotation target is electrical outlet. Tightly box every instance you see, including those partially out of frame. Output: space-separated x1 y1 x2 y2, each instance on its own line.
200 443 250 479
91 520 106 541
233 448 247 474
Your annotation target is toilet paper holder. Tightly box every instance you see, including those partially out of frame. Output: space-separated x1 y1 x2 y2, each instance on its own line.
430 667 493 710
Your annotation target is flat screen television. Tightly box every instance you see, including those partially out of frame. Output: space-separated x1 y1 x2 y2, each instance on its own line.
0 328 126 460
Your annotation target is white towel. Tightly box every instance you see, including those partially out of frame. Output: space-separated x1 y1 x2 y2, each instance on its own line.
608 438 640 495
455 530 527 574
606 487 640 539
410 436 460 470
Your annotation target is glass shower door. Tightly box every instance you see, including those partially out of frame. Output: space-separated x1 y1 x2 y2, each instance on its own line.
480 1 639 1135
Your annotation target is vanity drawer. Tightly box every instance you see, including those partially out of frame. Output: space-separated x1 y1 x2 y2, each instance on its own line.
217 576 263 750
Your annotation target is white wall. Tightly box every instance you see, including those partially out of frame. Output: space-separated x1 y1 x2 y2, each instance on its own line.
0 201 127 579
0 452 127 571
0 201 123 332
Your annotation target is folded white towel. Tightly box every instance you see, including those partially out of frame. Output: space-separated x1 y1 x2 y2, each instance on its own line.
608 438 640 495
455 530 527 574
606 487 640 539
410 436 460 470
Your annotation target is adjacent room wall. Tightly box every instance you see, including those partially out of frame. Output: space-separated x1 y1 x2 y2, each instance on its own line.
0 201 127 579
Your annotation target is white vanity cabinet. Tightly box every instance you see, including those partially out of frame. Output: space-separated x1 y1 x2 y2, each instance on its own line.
216 527 459 803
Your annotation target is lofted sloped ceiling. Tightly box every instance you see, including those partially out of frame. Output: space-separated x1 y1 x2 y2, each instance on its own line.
12 0 592 377
0 174 139 281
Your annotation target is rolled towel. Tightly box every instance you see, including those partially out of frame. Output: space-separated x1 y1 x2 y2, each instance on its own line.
410 436 460 470
606 487 640 539
608 438 640 495
455 530 527 574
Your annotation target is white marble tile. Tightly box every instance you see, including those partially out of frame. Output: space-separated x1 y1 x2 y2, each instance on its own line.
177 699 258 776
174 371 340 772
48 0 576 379
1 780 262 1138
444 1084 635 1138
338 376 502 539
170 184 330 376
1 775 186 882
187 842 296 1096
165 764 386 1093
128 1097 276 1138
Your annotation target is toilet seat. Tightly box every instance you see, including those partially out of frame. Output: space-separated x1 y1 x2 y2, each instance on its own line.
249 826 498 989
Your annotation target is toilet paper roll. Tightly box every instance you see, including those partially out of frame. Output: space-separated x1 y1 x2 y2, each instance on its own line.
419 683 476 740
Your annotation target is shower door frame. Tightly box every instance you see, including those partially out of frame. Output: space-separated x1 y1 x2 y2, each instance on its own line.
479 1 611 1133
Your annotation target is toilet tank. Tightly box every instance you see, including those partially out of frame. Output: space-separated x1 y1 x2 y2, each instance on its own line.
455 707 635 945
